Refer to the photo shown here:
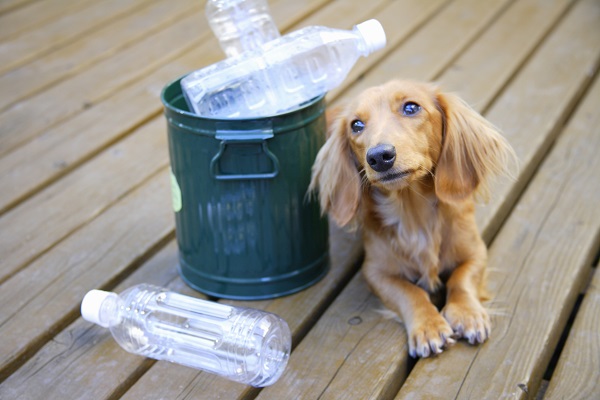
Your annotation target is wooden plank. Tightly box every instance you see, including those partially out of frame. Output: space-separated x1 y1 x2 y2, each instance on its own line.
0 10 205 157
544 267 600 400
0 0 199 111
267 0 333 31
0 116 170 284
0 0 149 75
0 56 192 215
0 169 175 382
291 0 394 30
0 0 91 41
0 0 36 15
256 0 600 398
397 48 600 400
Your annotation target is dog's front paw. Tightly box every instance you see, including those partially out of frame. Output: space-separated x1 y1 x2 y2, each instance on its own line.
442 300 491 345
408 314 455 358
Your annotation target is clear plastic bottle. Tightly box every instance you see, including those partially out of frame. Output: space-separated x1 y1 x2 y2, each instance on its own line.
181 19 386 119
206 0 280 58
81 284 291 387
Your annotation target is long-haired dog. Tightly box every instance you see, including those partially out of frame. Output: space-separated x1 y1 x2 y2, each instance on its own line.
310 80 515 358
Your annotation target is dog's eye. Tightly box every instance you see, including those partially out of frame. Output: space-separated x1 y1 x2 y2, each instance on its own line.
402 102 421 116
350 119 365 133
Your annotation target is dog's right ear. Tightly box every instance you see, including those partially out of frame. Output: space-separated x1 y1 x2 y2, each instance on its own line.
434 91 515 203
309 108 361 227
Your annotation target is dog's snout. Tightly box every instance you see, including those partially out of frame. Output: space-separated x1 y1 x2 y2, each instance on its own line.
367 144 396 172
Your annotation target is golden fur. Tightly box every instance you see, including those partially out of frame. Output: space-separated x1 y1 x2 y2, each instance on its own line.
310 80 515 358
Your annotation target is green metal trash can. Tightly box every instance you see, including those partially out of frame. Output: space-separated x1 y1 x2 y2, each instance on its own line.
161 77 329 300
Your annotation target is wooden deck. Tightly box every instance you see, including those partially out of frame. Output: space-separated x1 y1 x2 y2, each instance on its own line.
1 0 599 398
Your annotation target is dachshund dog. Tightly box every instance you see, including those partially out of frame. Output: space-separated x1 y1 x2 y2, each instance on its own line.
310 80 514 358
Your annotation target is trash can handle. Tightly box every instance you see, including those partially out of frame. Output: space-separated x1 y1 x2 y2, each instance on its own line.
210 129 280 180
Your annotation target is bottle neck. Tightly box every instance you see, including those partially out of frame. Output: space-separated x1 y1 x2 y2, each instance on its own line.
352 26 371 57
352 20 386 56
97 294 123 328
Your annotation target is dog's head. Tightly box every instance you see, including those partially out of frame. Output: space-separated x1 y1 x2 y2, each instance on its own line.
309 80 514 226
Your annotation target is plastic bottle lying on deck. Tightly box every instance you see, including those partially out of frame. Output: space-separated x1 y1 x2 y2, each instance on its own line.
181 19 386 118
81 284 291 387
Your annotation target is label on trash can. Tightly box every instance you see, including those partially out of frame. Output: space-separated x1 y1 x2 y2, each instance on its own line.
170 169 182 213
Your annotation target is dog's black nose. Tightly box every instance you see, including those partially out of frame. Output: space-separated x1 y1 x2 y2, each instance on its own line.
366 144 396 172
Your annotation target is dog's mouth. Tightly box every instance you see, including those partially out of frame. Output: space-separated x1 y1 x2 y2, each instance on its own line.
378 169 414 183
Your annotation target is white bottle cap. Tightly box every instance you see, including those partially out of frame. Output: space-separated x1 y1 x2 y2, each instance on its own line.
355 19 386 54
81 289 115 328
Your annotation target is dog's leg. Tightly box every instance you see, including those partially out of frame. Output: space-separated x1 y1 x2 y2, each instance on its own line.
442 257 491 345
363 261 454 358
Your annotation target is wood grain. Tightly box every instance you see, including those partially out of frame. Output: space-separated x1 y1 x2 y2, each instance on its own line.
0 0 148 75
0 117 170 283
0 9 201 156
257 273 397 400
0 0 39 16
544 267 600 400
0 0 200 111
0 0 91 41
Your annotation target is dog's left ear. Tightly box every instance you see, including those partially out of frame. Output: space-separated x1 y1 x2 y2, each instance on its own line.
434 91 514 203
309 107 362 227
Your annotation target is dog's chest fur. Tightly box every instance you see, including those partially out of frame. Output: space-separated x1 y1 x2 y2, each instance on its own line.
371 188 444 291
